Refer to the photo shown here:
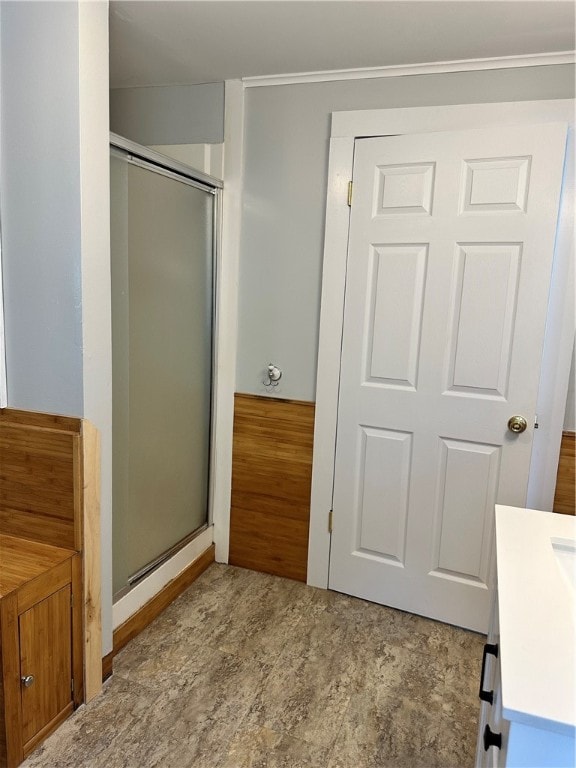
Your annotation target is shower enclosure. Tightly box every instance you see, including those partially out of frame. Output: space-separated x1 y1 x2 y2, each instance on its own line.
110 135 221 597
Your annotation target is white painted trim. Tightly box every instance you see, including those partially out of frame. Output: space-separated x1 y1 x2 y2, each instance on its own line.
78 0 113 655
331 99 576 138
527 128 575 510
308 99 576 591
112 526 214 629
244 51 575 88
306 137 354 589
111 133 222 189
212 80 245 564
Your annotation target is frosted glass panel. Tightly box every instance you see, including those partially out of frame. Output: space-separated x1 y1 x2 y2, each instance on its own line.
111 153 213 595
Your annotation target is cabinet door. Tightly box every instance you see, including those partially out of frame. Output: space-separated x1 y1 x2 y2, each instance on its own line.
19 585 72 746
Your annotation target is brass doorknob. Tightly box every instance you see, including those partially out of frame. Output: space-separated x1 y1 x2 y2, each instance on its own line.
507 416 527 434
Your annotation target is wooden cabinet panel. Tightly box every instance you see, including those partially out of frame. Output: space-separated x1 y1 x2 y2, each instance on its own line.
0 594 22 768
230 394 315 582
19 586 72 747
0 408 101 767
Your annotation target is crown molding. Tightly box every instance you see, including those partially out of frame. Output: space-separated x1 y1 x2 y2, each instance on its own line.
242 51 575 88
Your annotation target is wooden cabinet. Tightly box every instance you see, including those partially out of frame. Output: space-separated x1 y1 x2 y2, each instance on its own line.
19 585 72 746
0 409 102 767
0 536 83 768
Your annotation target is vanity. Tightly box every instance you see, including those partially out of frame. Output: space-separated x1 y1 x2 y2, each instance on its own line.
476 505 576 768
0 537 83 765
0 409 102 767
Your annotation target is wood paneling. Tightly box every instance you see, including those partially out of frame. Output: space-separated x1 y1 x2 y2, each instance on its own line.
0 407 103 765
0 550 81 768
0 536 73 600
229 394 315 582
81 421 102 702
554 431 575 515
0 632 5 768
0 593 22 768
0 510 76 553
71 555 84 708
113 545 215 656
17 560 72 616
0 410 82 551
19 585 72 746
0 410 81 433
0 409 103 713
101 653 114 683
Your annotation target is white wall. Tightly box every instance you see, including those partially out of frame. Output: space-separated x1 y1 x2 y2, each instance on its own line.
0 5 6 410
110 82 224 145
236 64 576 403
1 1 113 654
149 143 224 179
1 1 84 414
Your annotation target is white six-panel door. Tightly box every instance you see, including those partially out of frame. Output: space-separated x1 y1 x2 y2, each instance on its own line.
328 123 568 631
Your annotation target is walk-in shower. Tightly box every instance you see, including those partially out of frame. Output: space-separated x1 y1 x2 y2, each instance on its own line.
109 136 221 597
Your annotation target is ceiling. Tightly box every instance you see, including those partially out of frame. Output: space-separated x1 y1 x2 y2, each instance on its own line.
109 1 575 89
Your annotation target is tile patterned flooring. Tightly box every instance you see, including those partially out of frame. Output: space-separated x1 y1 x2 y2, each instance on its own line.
23 564 485 768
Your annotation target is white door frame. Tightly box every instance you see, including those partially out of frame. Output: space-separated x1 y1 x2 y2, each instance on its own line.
307 99 575 589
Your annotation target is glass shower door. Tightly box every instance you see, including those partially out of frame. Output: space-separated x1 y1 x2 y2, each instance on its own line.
110 149 215 596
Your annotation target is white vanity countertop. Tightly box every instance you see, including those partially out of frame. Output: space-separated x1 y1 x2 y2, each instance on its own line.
496 505 576 737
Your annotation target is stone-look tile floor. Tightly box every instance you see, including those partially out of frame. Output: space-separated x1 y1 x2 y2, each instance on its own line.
23 564 485 768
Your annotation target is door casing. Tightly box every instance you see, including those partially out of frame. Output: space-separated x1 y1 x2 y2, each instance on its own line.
307 99 575 590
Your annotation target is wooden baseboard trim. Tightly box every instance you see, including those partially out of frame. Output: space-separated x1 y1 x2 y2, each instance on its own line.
101 651 114 682
112 544 215 656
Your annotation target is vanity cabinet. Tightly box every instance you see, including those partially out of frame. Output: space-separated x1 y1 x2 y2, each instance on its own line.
476 506 576 768
476 595 510 768
0 536 83 768
0 408 102 767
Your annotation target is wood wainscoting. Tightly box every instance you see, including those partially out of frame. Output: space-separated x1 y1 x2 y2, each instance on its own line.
0 410 83 551
229 396 573 585
553 431 575 515
229 394 315 582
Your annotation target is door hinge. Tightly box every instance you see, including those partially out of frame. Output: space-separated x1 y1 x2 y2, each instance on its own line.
328 510 333 533
70 593 74 608
71 678 74 696
347 181 353 207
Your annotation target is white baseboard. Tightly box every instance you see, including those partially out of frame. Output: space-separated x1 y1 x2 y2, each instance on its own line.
112 525 214 630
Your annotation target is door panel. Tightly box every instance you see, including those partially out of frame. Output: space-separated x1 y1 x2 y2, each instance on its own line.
462 156 531 213
431 438 500 583
367 244 427 386
329 123 567 631
19 585 72 745
356 427 411 562
448 244 521 395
